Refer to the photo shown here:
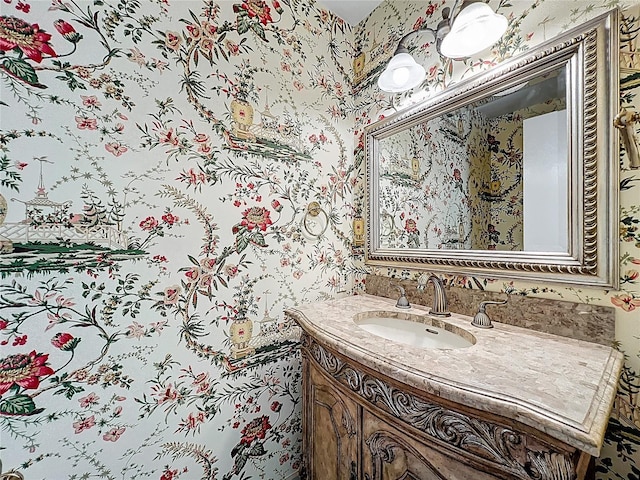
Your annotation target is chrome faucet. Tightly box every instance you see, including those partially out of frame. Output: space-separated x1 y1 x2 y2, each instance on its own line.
390 282 411 309
471 299 508 329
417 274 450 317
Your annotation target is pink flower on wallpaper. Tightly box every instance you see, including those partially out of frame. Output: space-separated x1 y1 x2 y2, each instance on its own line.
16 2 30 13
184 267 200 283
623 270 639 283
240 415 271 445
225 264 238 278
158 127 179 146
185 23 201 39
182 411 206 430
200 257 216 271
73 415 96 433
611 294 640 312
405 219 418 233
197 143 212 154
240 206 272 232
153 383 179 404
126 321 145 339
160 469 178 480
139 216 158 231
161 212 179 225
51 332 79 351
78 392 100 408
0 351 54 395
128 46 146 66
179 168 207 186
163 285 181 305
103 426 126 442
105 142 127 156
239 0 273 25
226 39 240 55
270 199 283 212
54 19 80 43
75 116 97 130
152 58 168 73
193 133 209 143
0 16 57 62
164 31 181 51
150 320 167 334
55 295 75 308
81 95 101 107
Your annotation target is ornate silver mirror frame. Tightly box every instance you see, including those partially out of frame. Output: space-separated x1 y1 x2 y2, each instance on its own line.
365 10 619 288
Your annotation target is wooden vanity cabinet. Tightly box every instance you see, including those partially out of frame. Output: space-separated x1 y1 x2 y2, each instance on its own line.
300 332 594 480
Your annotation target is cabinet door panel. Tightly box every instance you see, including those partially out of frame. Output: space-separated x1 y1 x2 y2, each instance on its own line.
362 410 501 480
306 360 358 480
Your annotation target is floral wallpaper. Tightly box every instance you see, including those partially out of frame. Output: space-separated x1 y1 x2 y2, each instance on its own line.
377 106 476 250
0 0 358 478
0 1 639 480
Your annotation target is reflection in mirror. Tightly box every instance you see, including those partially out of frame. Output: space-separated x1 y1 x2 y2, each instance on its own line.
378 66 568 253
366 10 619 288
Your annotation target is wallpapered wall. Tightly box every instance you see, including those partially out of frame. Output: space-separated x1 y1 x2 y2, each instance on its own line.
0 1 639 480
0 1 357 478
354 1 640 479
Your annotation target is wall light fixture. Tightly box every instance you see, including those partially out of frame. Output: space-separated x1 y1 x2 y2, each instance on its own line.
378 0 508 93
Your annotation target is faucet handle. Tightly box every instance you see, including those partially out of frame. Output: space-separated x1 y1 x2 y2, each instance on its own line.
390 281 411 309
390 281 405 296
471 299 508 329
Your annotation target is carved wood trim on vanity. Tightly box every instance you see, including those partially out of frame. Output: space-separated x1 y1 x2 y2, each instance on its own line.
301 332 590 480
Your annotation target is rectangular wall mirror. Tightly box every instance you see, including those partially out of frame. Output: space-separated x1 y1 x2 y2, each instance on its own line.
366 10 619 288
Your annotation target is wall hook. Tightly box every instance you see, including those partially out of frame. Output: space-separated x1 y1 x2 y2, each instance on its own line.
303 201 329 239
613 108 640 169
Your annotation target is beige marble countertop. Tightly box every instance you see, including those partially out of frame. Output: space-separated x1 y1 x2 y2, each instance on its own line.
286 294 624 457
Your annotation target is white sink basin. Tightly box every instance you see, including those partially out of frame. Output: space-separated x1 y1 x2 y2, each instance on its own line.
353 312 475 350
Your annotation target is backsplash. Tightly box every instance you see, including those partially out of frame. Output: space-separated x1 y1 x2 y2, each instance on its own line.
365 274 616 345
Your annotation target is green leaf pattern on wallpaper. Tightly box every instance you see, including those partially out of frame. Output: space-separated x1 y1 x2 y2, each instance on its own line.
0 0 638 479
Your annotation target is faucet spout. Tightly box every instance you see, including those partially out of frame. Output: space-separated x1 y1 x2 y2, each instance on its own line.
426 275 450 317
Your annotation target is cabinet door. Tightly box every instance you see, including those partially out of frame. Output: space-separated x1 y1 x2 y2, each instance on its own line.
305 359 359 480
362 410 501 480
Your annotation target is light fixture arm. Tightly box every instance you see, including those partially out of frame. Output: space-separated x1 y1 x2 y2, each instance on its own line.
392 5 455 57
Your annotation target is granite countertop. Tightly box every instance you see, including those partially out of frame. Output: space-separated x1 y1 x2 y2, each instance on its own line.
286 294 624 457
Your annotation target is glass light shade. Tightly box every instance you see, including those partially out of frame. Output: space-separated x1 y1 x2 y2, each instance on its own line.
439 2 508 59
377 52 426 93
